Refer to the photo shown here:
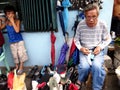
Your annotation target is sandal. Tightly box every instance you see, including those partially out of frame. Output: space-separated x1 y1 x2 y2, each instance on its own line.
75 80 81 90
17 69 24 75
27 65 38 78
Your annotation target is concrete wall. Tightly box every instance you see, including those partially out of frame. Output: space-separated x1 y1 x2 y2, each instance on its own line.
0 0 114 67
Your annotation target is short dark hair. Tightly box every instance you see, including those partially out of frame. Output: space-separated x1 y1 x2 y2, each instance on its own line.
4 5 16 14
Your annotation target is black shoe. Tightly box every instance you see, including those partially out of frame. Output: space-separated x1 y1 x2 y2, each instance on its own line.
27 65 38 78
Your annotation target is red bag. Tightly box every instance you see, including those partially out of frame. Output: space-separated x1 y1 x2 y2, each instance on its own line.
7 71 14 89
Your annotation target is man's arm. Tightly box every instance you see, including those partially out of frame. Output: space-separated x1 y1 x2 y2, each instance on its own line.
74 27 90 55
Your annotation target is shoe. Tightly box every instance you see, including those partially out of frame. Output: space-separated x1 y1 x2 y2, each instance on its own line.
37 82 46 89
75 80 81 90
66 67 74 79
41 66 47 76
17 69 24 75
47 66 55 75
32 80 38 90
69 83 79 90
70 69 78 83
27 65 38 78
48 77 59 90
53 71 61 84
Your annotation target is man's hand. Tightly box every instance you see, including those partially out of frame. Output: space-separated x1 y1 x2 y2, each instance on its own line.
93 46 101 55
80 47 90 55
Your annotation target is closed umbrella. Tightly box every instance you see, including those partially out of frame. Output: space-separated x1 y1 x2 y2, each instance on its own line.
57 0 72 36
62 0 72 33
68 39 79 67
57 42 69 65
51 31 56 66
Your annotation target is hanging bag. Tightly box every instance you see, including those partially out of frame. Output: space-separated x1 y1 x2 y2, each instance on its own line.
7 71 14 89
13 69 27 90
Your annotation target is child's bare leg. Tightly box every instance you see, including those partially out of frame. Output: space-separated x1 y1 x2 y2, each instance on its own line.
15 63 19 70
19 62 24 70
17 62 24 75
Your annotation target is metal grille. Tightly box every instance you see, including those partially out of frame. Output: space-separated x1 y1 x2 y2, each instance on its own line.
19 0 57 32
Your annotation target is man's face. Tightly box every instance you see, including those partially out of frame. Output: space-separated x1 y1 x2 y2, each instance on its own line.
85 9 98 27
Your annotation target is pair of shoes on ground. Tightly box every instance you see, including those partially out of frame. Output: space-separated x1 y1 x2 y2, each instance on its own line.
27 65 39 78
17 69 24 75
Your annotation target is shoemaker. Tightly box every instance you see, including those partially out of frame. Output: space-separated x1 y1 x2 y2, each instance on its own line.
74 3 111 90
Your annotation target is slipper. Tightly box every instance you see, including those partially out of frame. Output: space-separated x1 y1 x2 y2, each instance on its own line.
75 80 81 90
37 82 46 89
48 77 59 90
32 80 38 90
66 67 74 79
27 65 38 78
17 69 24 75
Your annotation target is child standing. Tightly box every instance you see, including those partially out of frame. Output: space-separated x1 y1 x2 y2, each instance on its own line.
0 5 28 75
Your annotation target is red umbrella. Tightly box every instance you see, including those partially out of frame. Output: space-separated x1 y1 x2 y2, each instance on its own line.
51 31 56 66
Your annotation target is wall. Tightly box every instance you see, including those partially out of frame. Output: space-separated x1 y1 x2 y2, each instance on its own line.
0 0 114 67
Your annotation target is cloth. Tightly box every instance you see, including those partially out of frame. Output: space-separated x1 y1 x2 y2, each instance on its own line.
6 25 23 43
0 31 4 47
10 41 28 63
74 19 111 50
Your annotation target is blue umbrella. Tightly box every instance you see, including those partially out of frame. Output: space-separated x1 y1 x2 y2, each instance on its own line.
57 0 72 36
62 0 72 33
58 11 66 36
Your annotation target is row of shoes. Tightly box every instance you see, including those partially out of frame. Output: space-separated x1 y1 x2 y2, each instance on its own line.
27 64 80 90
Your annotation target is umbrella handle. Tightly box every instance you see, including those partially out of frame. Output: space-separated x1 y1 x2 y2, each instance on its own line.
64 32 69 43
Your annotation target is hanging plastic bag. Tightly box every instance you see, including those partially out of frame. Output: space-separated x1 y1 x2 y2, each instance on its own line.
7 71 14 89
13 69 27 90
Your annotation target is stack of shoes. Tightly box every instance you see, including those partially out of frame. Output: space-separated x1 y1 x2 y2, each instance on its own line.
27 65 39 78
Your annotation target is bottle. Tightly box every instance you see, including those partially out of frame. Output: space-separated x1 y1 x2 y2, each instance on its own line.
109 31 116 48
